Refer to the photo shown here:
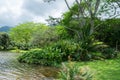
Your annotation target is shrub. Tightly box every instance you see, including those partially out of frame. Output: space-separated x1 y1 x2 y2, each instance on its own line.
101 48 118 59
47 40 105 61
72 39 107 61
18 39 118 66
58 63 94 80
18 48 63 66
18 40 78 66
50 40 78 61
0 32 10 50
95 18 120 50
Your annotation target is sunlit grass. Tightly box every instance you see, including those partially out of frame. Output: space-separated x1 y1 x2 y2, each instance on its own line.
10 49 28 53
9 48 42 53
70 57 120 80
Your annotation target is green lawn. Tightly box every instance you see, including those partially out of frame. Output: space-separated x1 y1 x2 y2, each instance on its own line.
72 57 120 80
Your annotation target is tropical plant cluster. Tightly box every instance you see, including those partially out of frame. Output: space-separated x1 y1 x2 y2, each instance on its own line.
0 0 119 67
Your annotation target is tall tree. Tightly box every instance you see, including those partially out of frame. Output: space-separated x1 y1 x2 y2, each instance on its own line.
10 22 36 50
44 0 120 60
44 0 120 40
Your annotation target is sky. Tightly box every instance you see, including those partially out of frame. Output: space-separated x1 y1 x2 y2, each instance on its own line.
0 0 74 27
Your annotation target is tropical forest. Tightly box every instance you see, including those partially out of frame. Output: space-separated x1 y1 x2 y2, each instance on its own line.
0 0 120 80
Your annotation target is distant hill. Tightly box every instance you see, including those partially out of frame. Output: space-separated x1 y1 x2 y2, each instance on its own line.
0 26 12 32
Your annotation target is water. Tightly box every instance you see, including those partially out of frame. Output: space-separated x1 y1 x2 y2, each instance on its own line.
0 52 58 80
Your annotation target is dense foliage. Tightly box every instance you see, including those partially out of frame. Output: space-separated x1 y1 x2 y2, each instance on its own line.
18 39 118 66
0 32 10 50
95 19 120 50
9 23 66 50
18 48 63 66
0 0 119 80
10 22 35 50
7 0 119 67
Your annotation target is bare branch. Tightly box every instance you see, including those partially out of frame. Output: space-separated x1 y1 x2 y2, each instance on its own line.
64 0 71 10
94 0 100 16
84 0 93 18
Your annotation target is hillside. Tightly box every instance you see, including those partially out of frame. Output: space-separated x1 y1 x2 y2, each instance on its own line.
0 26 11 32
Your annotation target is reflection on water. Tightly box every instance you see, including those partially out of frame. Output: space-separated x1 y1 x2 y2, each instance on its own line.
0 52 58 80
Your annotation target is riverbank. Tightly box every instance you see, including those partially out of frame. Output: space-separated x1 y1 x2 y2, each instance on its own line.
0 51 120 80
0 52 58 80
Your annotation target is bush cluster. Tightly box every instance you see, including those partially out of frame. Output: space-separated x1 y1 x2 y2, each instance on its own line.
18 48 63 66
18 39 118 66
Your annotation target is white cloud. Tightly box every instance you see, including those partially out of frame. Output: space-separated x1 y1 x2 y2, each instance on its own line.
0 0 23 26
0 0 74 26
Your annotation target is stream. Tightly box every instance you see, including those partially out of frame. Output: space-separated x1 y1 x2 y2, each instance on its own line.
0 51 58 80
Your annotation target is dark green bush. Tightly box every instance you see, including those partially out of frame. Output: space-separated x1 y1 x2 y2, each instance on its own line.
101 48 118 59
0 32 10 50
95 18 120 50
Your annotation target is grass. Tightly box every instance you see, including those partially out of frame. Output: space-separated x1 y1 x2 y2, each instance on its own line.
69 57 120 80
10 49 28 53
9 48 42 53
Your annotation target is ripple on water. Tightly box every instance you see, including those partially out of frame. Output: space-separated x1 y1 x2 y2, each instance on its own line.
0 52 58 80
